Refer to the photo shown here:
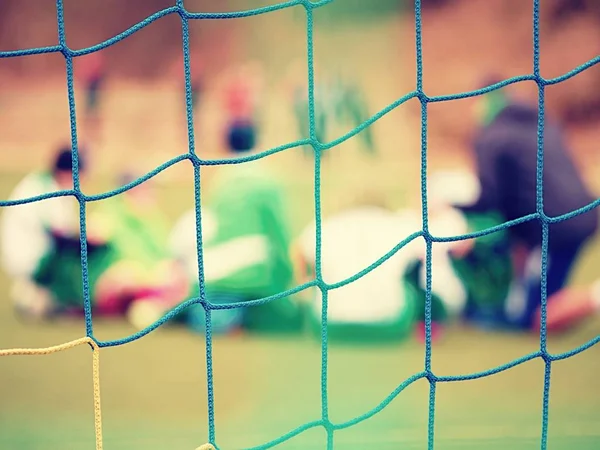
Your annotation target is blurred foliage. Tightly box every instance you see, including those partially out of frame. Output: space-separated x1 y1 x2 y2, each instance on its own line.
289 0 403 25
315 0 402 21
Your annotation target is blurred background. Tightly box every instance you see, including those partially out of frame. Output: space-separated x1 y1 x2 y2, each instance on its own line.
1 0 600 449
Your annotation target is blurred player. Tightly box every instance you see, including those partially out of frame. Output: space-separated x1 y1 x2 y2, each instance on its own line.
408 170 510 339
168 117 303 335
463 79 598 331
168 206 245 334
88 173 188 325
291 172 472 344
24 171 187 324
530 279 600 333
0 146 83 318
428 171 516 329
77 53 106 144
292 206 420 344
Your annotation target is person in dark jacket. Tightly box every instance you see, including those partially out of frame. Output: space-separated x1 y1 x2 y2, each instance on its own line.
461 83 598 330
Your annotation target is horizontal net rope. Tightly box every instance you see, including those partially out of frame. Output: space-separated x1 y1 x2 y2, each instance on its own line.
0 0 599 449
0 337 103 450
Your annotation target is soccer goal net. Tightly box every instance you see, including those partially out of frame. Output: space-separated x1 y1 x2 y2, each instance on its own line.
1 1 599 449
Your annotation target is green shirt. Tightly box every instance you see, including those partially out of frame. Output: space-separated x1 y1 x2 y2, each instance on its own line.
92 196 170 269
450 211 513 309
401 211 512 321
33 195 171 307
202 164 293 299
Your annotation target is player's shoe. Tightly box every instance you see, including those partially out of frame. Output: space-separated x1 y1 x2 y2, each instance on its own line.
126 297 170 331
11 279 59 322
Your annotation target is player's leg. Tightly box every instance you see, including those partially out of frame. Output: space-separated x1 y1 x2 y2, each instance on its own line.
516 244 582 330
531 280 600 333
527 237 598 332
5 245 60 320
96 259 188 320
2 222 61 319
126 275 191 332
26 236 86 318
446 210 515 330
18 229 118 319
93 260 146 315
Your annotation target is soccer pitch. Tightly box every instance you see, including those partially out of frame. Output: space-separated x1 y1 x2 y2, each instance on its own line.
0 163 600 449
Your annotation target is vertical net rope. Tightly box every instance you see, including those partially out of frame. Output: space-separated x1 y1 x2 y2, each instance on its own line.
0 0 600 449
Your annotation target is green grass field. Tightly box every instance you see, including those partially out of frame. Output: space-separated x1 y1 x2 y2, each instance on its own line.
1 283 600 450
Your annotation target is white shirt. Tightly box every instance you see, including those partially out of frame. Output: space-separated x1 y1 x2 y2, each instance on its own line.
0 173 76 278
298 206 468 324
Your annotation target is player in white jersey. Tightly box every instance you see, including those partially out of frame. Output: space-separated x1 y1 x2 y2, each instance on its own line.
291 171 477 343
0 147 83 318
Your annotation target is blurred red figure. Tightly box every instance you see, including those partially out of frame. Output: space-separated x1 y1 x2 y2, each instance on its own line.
223 61 264 121
76 52 107 145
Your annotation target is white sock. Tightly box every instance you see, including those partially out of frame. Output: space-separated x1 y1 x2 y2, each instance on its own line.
590 280 600 311
504 280 526 323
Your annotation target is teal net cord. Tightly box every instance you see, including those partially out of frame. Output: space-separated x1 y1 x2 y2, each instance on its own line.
1 0 600 448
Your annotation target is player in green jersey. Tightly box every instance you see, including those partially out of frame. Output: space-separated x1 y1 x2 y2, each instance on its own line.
168 117 303 335
32 172 187 324
89 173 188 324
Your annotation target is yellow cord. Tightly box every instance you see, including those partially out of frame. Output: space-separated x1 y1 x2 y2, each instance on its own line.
0 337 103 450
